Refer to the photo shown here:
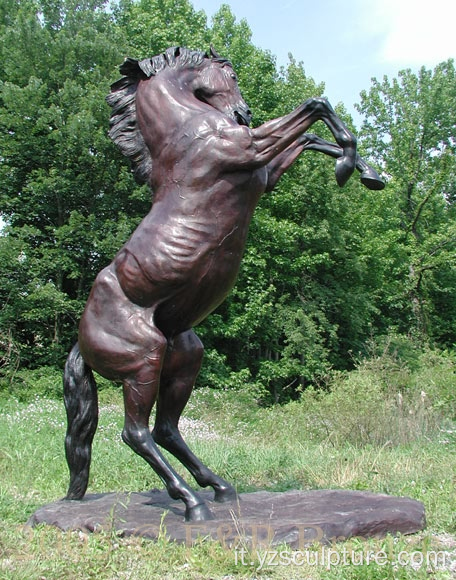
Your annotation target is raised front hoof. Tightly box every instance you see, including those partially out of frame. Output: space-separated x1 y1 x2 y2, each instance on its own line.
335 157 355 187
185 502 214 522
360 168 385 190
214 484 238 503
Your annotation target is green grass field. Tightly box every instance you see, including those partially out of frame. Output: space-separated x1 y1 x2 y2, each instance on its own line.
1 354 455 579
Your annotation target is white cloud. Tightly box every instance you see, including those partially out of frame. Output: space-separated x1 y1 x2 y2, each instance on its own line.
359 0 456 67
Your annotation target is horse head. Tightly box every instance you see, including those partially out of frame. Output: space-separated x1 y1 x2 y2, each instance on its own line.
191 53 252 127
107 47 252 185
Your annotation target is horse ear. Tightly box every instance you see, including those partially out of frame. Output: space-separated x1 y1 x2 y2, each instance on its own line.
138 58 155 77
210 45 221 59
119 58 142 77
119 57 152 79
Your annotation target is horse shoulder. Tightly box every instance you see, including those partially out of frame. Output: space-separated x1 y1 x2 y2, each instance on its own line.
186 115 259 168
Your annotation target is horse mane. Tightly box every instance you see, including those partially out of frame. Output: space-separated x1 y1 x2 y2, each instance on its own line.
106 47 230 185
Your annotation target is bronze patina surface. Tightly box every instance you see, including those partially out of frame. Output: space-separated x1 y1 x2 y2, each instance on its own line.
63 47 384 522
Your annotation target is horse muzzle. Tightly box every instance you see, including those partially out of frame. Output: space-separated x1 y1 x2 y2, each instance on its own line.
233 104 252 127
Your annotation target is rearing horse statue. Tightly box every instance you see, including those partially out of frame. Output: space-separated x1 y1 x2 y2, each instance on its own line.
64 47 384 522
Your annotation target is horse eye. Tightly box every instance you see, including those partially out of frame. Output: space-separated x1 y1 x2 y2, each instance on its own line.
195 88 211 103
230 73 237 81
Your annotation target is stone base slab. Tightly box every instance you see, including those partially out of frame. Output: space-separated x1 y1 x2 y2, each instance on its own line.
27 489 426 548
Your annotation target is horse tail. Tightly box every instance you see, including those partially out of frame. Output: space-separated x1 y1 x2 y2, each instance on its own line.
63 342 98 500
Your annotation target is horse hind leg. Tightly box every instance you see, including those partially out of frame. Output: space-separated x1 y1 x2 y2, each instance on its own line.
120 328 213 522
64 342 99 500
152 330 237 503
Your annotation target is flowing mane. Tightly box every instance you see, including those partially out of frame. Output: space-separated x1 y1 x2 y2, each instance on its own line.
106 46 230 184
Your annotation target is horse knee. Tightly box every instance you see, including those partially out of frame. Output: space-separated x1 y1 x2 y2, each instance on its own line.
188 337 204 370
313 96 330 108
303 96 331 115
174 330 203 356
338 131 357 149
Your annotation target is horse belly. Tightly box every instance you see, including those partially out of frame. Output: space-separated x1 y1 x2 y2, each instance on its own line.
117 218 245 306
154 244 243 334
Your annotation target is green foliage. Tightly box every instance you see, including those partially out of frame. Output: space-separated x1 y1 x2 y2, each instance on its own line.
0 0 455 405
0 366 63 401
114 0 209 56
409 348 456 420
298 337 455 446
357 60 456 344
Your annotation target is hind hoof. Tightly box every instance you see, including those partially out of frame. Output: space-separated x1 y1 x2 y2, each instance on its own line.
185 502 214 522
214 483 238 503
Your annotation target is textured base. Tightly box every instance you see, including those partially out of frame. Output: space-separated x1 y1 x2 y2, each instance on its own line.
27 489 425 548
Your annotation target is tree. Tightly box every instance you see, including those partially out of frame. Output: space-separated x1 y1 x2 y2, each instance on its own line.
3 0 453 402
0 0 134 366
113 0 209 57
197 18 380 399
356 60 456 345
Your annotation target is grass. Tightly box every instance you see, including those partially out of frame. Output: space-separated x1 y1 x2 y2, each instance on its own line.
0 358 456 579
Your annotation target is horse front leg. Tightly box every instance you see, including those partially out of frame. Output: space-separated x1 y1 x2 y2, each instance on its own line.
251 97 357 186
152 330 237 504
265 133 384 192
300 134 385 190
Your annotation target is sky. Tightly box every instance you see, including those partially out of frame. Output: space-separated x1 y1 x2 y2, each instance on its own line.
191 0 456 125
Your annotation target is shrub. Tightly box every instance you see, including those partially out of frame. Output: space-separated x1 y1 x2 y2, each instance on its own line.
2 366 63 401
0 365 120 404
409 349 456 420
295 335 454 447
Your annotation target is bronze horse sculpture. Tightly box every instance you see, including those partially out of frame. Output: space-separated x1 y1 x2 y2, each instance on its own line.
64 47 384 522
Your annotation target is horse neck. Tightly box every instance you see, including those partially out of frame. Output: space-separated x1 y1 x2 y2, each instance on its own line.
137 69 202 155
